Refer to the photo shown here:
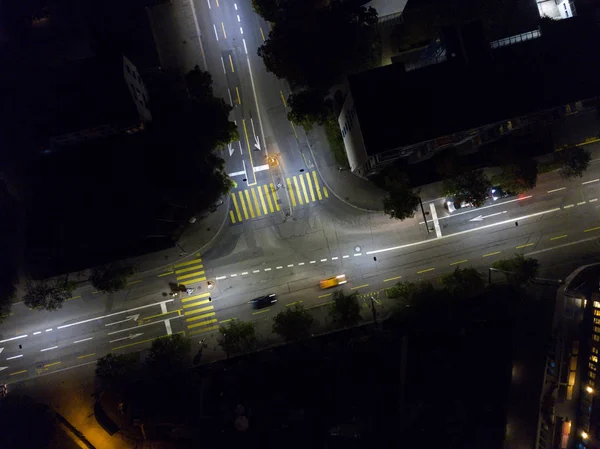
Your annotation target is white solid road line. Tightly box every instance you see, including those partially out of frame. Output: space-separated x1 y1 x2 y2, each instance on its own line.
73 337 93 344
107 315 183 336
419 196 533 224
105 314 140 327
0 334 27 344
189 0 207 70
6 355 22 360
582 178 600 185
57 300 174 330
526 236 598 256
213 24 219 41
547 187 566 193
369 207 562 256
165 320 172 335
429 202 442 238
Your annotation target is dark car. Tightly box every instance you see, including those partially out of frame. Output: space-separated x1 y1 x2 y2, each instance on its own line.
490 186 515 201
249 293 277 309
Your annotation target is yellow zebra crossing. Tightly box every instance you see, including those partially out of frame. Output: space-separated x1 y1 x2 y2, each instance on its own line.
174 258 205 285
230 170 328 223
181 292 221 336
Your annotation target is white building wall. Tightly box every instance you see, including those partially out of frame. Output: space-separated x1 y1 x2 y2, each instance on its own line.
123 55 152 123
338 91 369 174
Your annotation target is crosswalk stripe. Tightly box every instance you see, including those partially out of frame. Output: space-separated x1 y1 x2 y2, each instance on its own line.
237 191 249 220
271 183 281 210
263 184 274 213
188 318 218 329
184 305 214 316
186 312 216 322
176 270 205 281
293 176 303 204
251 188 261 216
257 185 268 214
286 178 297 207
312 171 323 200
182 299 211 309
174 258 202 268
232 193 242 221
244 190 255 218
324 186 329 198
229 210 236 223
299 174 310 203
189 325 220 336
175 264 203 275
182 276 207 285
181 292 211 303
305 172 316 202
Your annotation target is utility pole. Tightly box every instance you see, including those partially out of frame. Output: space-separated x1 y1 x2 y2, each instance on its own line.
419 197 430 234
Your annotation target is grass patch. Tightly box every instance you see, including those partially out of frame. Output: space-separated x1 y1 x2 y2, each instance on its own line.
323 115 349 168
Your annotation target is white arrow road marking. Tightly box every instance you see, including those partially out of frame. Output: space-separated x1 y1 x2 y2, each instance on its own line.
0 367 7 372
469 211 507 222
254 135 261 151
109 333 143 344
105 314 140 327
228 143 234 156
0 347 4 354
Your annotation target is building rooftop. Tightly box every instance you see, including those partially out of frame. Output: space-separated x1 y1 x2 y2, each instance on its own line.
349 16 600 157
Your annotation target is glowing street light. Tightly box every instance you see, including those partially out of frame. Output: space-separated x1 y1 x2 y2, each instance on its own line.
586 386 594 394
582 431 589 440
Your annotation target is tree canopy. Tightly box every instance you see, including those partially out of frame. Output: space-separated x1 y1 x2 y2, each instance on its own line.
272 304 314 341
258 1 379 89
23 278 75 311
146 334 192 376
329 291 361 327
559 147 591 180
444 169 491 207
492 159 538 194
286 88 329 131
89 265 134 294
95 353 141 394
491 254 540 286
218 320 257 357
440 267 485 297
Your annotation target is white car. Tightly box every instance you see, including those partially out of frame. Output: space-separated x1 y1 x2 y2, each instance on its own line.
444 199 473 213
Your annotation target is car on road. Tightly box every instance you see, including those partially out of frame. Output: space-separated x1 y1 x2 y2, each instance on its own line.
320 274 347 289
249 293 277 309
444 199 473 213
489 186 515 201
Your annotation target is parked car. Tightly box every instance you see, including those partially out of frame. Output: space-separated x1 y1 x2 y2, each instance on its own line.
249 293 277 309
444 199 473 213
489 186 515 201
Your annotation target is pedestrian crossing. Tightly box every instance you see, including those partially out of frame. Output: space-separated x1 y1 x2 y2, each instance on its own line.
173 258 205 285
229 170 329 224
181 292 220 336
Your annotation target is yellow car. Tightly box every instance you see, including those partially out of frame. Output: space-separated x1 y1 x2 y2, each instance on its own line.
320 274 347 290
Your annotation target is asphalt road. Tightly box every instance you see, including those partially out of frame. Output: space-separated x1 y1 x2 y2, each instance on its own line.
2 0 600 386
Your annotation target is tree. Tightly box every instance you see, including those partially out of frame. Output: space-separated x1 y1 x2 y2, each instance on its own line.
329 291 361 327
383 187 421 220
559 147 591 180
443 169 492 207
218 320 256 357
95 353 141 393
286 88 328 131
491 253 540 286
492 159 538 193
89 265 134 293
258 2 379 88
23 278 75 311
251 0 280 22
184 65 214 102
272 304 314 341
440 267 484 297
146 334 191 376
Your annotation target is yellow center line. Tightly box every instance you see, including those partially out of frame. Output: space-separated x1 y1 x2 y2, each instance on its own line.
219 318 237 324
186 312 217 323
286 178 297 207
449 259 468 266
286 301 303 307
351 284 369 290
242 119 257 185
158 271 174 278
263 184 274 213
92 291 99 295
175 263 204 274
126 280 142 286
383 276 402 283
417 267 435 274
516 243 535 249
222 22 227 39
585 226 600 232
174 259 203 268
112 336 158 351
323 187 329 198
482 251 501 258
244 189 256 218
9 370 27 376
550 235 568 241
259 27 265 41
279 90 287 107
188 319 219 329
183 299 212 309
78 353 96 359
299 174 310 203
305 172 316 202
236 86 241 104
293 176 303 204
312 171 323 200
257 185 268 214
318 293 332 298
232 192 243 221
229 210 236 223
238 191 249 220
307 301 332 310
216 0 219 5
184 306 214 316
68 295 81 301
290 121 298 138
44 361 62 368
252 309 270 315
251 188 261 216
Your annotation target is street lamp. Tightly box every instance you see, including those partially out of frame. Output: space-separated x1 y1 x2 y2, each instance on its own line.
586 386 594 394
582 431 589 440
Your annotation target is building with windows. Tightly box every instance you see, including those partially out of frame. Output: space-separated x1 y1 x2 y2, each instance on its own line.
338 16 600 180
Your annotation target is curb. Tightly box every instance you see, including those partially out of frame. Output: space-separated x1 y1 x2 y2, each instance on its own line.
55 411 97 449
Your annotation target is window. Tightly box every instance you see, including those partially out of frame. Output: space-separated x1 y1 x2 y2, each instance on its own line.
591 355 598 363
591 372 597 380
594 301 600 308
590 363 597 371
594 310 600 316
594 335 600 342
594 326 600 334
595 318 600 325
594 347 599 355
